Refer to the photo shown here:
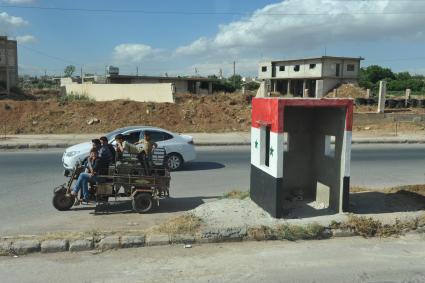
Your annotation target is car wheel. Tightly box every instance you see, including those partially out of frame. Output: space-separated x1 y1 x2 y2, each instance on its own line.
167 153 183 171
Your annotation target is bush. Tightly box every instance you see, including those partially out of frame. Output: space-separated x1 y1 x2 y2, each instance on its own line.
57 93 95 105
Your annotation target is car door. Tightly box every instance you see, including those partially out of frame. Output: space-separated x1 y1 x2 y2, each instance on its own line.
144 130 176 153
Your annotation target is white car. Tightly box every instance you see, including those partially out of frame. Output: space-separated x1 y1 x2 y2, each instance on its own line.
62 126 196 171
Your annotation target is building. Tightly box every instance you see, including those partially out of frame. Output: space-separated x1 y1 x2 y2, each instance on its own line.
250 97 353 218
0 36 18 92
106 74 215 95
258 56 363 98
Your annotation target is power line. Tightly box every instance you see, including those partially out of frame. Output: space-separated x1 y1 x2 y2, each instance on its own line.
1 4 425 16
18 43 79 65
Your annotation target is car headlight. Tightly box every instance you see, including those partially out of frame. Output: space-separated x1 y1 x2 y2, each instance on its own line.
65 151 80 157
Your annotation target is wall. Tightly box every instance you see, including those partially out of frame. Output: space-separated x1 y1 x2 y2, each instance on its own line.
275 59 323 79
0 37 18 87
258 61 273 79
322 59 360 79
64 83 175 103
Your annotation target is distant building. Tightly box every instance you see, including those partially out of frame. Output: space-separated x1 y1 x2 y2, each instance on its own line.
106 74 215 94
258 56 363 98
0 36 18 90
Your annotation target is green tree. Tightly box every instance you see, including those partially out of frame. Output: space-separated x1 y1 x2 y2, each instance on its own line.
64 65 76 77
228 74 243 89
360 65 395 85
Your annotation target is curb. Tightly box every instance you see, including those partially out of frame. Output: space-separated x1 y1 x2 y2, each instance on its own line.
1 225 423 256
1 139 425 150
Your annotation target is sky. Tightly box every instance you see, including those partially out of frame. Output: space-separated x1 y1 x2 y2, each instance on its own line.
1 0 425 77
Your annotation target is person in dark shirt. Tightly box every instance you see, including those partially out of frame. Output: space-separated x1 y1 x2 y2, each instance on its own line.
100 136 115 163
70 149 100 204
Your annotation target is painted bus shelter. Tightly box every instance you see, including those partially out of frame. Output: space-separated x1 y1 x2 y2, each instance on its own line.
250 98 353 218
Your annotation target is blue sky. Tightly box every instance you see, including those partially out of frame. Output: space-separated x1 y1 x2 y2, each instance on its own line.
1 0 425 77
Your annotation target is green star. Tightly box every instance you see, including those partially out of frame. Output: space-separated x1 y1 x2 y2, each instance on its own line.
255 140 258 149
269 146 274 156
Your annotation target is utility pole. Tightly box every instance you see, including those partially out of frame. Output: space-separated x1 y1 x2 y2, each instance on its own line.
136 66 139 76
5 40 10 95
233 61 236 88
80 67 83 83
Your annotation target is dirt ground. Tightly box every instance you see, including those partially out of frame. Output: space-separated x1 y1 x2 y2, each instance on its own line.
0 86 424 134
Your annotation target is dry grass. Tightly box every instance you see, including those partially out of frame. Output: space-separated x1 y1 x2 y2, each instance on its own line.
333 215 425 238
222 190 250 200
351 184 425 195
248 223 326 241
154 213 202 235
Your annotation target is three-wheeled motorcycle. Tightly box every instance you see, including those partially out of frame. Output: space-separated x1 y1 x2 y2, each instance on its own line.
52 148 171 213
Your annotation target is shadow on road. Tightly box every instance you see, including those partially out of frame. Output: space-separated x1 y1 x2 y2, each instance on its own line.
350 190 425 214
71 196 220 215
182 161 225 171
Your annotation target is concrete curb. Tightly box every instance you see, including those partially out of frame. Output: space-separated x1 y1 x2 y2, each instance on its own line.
1 139 425 150
1 225 424 256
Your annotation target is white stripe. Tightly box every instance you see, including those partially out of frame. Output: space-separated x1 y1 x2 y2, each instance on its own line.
339 130 352 212
251 127 284 178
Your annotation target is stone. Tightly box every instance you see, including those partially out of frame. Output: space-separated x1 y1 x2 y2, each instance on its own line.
87 118 100 125
146 234 169 246
41 239 68 253
170 234 195 244
200 226 247 243
11 240 40 255
69 238 94 252
97 236 120 251
121 235 145 248
332 228 357 237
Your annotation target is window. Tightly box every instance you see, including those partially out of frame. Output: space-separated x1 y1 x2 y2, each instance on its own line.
261 66 267 72
140 130 173 142
279 65 285 71
260 125 271 167
324 135 335 158
309 64 316 69
294 65 300 72
124 131 141 143
347 64 355 72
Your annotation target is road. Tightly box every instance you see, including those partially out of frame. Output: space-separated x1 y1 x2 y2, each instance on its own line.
1 234 425 283
0 144 425 235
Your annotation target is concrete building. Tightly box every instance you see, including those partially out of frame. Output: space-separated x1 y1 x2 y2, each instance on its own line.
258 56 363 98
106 74 215 95
0 36 18 91
250 97 353 218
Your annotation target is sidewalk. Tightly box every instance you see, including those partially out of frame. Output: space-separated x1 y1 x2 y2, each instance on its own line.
0 132 425 149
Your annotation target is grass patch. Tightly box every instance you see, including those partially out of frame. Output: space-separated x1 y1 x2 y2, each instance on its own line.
333 215 424 238
276 223 326 241
58 93 95 105
222 190 250 200
155 213 202 235
249 223 326 241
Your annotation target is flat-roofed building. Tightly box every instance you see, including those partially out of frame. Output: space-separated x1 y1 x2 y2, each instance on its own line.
258 56 363 98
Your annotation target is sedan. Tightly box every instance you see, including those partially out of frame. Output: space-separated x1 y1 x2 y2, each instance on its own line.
62 126 196 171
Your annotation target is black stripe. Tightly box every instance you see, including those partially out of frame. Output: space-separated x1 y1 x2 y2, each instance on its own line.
250 165 283 218
342 176 350 212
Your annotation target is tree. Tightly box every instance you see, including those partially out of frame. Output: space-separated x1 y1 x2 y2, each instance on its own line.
360 65 395 85
64 65 76 77
228 74 243 89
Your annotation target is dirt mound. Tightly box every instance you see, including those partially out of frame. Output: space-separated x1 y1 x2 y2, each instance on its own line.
326 84 367 99
0 92 253 134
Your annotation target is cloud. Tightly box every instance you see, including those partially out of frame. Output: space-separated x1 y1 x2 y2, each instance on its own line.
175 0 425 58
15 34 36 43
0 11 28 26
113 43 158 63
1 0 35 4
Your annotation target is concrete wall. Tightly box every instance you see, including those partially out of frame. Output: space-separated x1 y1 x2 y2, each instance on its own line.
322 59 360 79
64 83 175 103
274 59 323 79
258 61 273 79
282 107 346 212
0 37 18 87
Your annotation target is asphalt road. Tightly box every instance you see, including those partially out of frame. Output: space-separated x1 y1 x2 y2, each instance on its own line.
0 144 424 235
1 235 425 283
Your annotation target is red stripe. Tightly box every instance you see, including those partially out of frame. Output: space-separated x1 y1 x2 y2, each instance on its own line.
252 98 354 133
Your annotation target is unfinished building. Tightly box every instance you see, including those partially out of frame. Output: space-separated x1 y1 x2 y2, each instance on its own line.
258 56 363 98
0 36 18 90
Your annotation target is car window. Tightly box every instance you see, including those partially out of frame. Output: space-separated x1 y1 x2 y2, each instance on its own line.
149 131 165 142
124 131 141 143
163 132 173 141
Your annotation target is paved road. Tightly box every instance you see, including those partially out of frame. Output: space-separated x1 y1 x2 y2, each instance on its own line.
1 234 425 283
0 145 424 235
